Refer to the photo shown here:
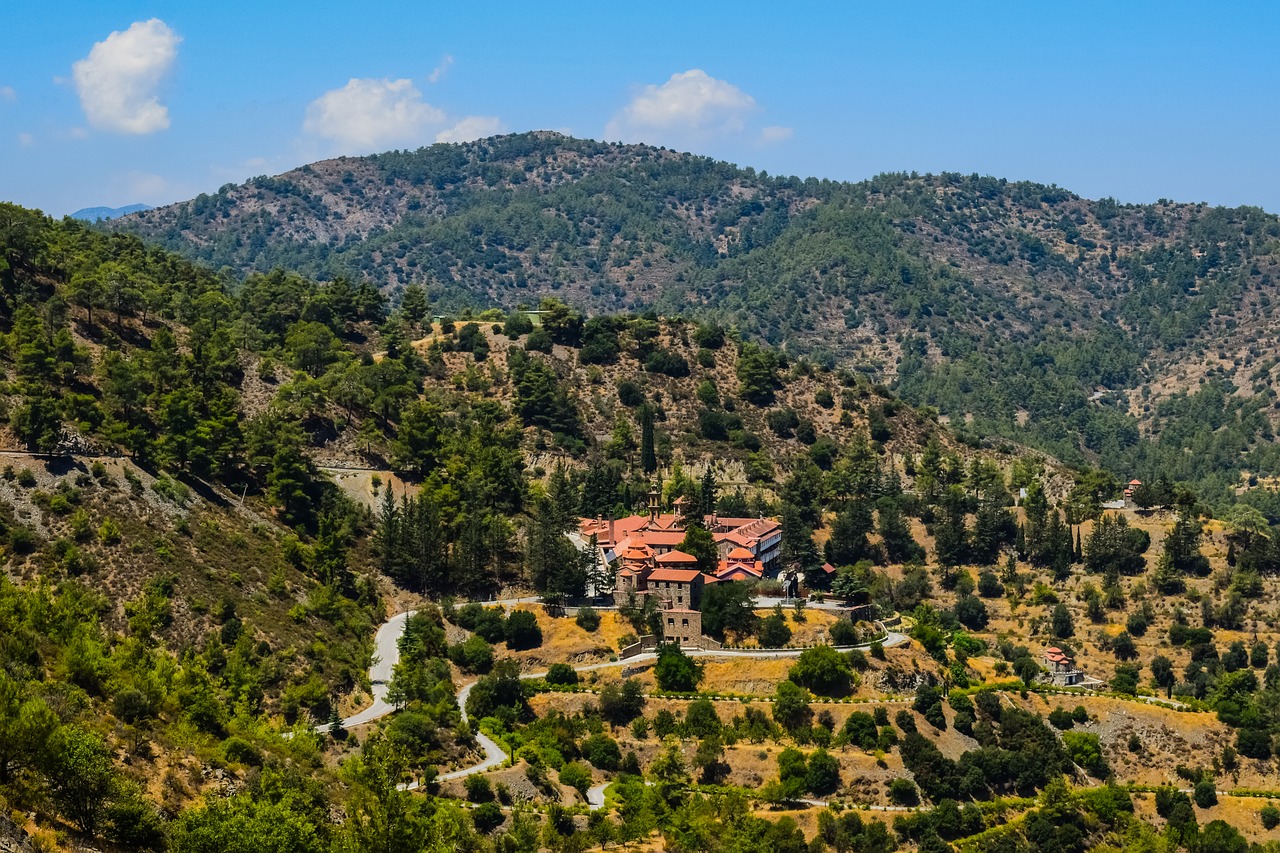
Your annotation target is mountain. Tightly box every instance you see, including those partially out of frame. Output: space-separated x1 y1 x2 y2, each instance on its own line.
5 201 1280 851
69 203 152 222
114 133 1280 509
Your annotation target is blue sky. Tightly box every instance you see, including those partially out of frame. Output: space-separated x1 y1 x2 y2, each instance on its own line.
3 1 1279 216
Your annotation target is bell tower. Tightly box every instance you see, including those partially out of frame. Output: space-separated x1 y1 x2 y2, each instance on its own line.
647 481 661 521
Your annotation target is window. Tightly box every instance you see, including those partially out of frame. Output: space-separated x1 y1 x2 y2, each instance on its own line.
667 618 674 626
682 619 689 627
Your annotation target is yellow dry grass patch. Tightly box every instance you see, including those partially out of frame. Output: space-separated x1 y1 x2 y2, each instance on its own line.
727 608 842 647
503 605 633 670
1133 792 1280 845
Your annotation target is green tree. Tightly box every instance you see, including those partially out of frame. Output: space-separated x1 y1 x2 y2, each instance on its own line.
639 405 657 473
1051 603 1074 639
772 680 813 732
699 581 756 639
677 522 719 575
805 748 840 795
788 645 853 696
0 673 58 783
44 726 117 835
654 644 703 692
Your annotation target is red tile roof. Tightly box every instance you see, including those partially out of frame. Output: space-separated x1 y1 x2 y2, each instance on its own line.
716 566 763 581
656 550 698 564
727 546 756 561
647 568 703 583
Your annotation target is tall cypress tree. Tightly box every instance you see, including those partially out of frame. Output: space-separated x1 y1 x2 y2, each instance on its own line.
640 406 657 474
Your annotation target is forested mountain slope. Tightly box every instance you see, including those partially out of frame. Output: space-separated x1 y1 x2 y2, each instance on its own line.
9 200 1280 851
113 133 1280 507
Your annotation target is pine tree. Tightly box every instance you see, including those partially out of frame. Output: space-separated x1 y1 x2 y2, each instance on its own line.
399 281 428 325
1152 547 1186 594
699 466 717 518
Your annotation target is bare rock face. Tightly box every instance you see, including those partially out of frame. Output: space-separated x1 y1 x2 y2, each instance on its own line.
873 667 937 693
0 812 36 853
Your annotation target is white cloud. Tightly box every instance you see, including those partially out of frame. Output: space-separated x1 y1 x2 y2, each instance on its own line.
606 69 757 144
17 132 34 147
304 77 446 153
759 125 794 144
435 115 502 144
0 86 15 103
72 19 181 134
427 54 454 84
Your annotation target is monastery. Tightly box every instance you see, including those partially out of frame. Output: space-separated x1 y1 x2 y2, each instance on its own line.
577 485 783 646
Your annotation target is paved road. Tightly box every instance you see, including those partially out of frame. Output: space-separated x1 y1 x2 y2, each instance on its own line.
429 680 509 784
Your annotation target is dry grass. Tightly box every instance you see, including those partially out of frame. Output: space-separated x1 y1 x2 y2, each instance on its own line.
503 605 634 670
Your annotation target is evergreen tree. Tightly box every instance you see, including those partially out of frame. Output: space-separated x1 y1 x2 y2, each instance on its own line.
639 405 657 473
825 498 874 567
399 281 428 325
878 498 923 564
934 486 969 572
699 466 717 518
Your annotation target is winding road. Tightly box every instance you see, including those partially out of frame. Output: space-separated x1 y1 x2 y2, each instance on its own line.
334 600 906 807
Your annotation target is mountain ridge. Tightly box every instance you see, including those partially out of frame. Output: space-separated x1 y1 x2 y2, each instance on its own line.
70 203 152 222
112 133 1280 506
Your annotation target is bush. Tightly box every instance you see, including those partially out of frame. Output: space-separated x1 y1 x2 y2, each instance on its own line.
759 612 792 647
545 663 578 685
1261 803 1280 830
788 645 853 696
221 737 263 767
599 679 645 724
465 774 494 803
889 777 919 806
806 748 840 795
654 644 703 692
505 610 543 650
559 762 593 797
1193 777 1218 808
575 607 601 631
617 381 644 407
582 733 621 771
472 802 504 833
829 619 859 645
450 635 495 674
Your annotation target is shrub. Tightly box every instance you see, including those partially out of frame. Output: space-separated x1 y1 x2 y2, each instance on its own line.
617 380 645 407
98 518 122 545
450 635 495 674
1261 803 1280 830
505 610 543 650
582 733 621 771
575 607 601 631
842 712 878 750
654 644 703 692
759 612 792 647
465 774 494 803
829 619 859 645
545 663 578 685
889 777 919 806
1193 777 1218 808
472 802 504 833
789 645 853 696
805 748 840 795
559 762 592 797
598 679 645 724
221 737 263 767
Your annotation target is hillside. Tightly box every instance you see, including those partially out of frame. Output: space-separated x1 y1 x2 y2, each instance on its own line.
8 200 1280 850
113 132 1280 507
